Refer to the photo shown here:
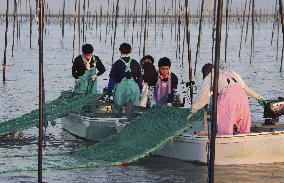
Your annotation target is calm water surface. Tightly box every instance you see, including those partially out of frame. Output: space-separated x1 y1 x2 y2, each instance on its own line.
0 18 284 182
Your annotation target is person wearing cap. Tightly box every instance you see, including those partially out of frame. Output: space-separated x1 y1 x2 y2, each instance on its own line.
72 43 106 95
189 63 267 135
153 57 178 106
108 43 142 114
139 55 158 107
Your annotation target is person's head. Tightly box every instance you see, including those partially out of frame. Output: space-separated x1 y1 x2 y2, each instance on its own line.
119 43 132 55
140 55 154 66
158 57 171 77
202 63 214 79
82 44 94 61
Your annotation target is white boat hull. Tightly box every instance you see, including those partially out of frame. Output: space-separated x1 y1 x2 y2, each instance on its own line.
61 113 127 141
157 131 284 165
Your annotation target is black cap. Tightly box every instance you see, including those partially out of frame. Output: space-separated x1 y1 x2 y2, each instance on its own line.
158 57 171 67
82 44 94 54
202 63 214 79
140 55 154 65
119 43 132 54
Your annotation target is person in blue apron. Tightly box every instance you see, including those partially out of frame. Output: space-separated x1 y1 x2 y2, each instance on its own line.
72 44 106 95
153 57 178 106
107 43 142 114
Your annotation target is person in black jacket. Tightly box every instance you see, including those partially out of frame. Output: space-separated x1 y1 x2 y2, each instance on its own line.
108 43 142 114
72 44 106 94
139 55 158 107
153 57 178 105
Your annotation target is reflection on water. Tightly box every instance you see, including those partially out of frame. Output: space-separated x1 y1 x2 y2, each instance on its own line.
0 19 284 182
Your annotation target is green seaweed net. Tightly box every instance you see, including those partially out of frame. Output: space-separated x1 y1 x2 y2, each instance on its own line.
0 91 101 136
61 106 202 168
0 93 201 173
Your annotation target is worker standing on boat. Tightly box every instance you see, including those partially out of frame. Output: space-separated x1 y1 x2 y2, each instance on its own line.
72 44 106 95
189 63 267 135
108 43 142 114
152 57 178 106
139 55 158 107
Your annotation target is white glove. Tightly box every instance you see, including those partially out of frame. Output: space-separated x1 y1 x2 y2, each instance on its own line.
187 112 195 122
90 74 97 81
150 100 156 108
166 103 172 107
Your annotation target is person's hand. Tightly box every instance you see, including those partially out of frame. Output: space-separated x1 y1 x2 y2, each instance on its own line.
149 100 156 108
257 96 267 106
90 75 97 81
187 108 197 122
166 103 172 107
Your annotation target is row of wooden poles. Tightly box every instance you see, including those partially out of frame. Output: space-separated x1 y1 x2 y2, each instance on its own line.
2 0 284 86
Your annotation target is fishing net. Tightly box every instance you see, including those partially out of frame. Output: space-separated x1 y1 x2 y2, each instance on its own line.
0 91 101 136
0 100 202 173
43 107 201 170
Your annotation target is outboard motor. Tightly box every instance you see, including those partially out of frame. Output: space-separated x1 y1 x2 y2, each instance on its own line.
263 97 284 125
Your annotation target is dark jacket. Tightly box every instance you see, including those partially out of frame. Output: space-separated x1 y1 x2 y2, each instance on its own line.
142 63 158 86
108 57 143 93
72 55 106 79
109 57 142 83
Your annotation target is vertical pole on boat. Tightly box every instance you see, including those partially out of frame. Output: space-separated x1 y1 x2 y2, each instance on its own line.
209 0 223 182
278 0 284 72
38 0 44 182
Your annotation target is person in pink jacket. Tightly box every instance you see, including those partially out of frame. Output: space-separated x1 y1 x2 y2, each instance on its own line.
189 63 267 135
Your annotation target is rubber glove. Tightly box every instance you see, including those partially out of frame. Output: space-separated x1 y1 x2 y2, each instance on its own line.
257 96 267 106
187 108 197 122
90 74 97 81
166 103 172 107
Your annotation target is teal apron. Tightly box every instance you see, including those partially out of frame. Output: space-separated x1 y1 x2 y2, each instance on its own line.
74 55 97 95
112 59 140 115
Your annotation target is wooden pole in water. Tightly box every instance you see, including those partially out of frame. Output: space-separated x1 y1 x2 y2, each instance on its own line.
185 0 193 105
154 0 157 44
209 0 223 182
12 0 18 58
279 0 284 72
143 0 149 56
250 0 255 64
38 0 44 182
224 0 229 63
238 0 248 58
78 0 81 54
72 0 78 62
29 0 32 49
131 0 137 45
111 0 120 64
3 0 9 83
62 0 65 37
194 0 205 74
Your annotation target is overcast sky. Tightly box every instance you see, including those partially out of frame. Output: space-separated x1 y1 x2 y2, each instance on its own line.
0 0 276 15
